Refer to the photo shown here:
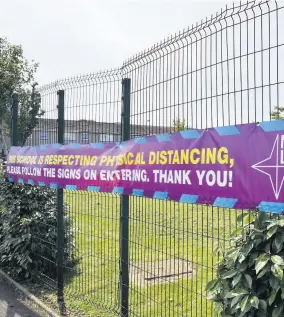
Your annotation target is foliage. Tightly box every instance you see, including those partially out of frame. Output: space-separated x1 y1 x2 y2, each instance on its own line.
0 37 44 147
271 107 284 120
0 37 37 112
17 84 43 145
206 212 284 317
173 118 189 131
0 38 75 283
0 162 77 280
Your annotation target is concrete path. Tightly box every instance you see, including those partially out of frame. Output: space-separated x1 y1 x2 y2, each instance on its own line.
0 277 45 317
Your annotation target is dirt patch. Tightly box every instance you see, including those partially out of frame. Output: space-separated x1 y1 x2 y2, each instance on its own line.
130 258 194 286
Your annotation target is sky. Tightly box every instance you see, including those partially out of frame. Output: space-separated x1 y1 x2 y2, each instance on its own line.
2 0 283 129
0 0 225 85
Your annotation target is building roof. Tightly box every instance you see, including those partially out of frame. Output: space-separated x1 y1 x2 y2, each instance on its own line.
37 118 172 136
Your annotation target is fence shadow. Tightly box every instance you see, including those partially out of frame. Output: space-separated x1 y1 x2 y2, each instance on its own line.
0 278 42 317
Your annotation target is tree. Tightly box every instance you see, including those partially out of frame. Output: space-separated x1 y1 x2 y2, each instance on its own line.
17 83 43 145
0 38 76 283
0 37 43 149
271 106 284 120
173 118 189 132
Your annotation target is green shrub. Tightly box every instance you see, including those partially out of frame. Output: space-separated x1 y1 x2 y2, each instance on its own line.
0 162 77 280
206 212 284 317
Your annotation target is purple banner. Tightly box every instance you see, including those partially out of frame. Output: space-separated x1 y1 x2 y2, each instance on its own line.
6 120 284 213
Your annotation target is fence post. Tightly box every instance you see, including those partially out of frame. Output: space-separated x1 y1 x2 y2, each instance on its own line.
11 92 19 146
57 90 67 315
120 78 131 317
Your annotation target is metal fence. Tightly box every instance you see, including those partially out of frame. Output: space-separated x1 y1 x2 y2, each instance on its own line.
7 1 284 316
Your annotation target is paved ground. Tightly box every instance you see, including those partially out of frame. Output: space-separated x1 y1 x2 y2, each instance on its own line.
0 277 49 317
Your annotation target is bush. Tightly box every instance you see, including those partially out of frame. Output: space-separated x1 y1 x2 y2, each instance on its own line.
206 212 284 317
0 161 77 280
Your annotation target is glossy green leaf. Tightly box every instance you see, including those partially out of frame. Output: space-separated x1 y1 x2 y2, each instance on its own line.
273 233 284 253
205 279 219 292
232 274 242 287
248 252 258 267
271 255 284 265
272 264 283 280
267 221 278 230
231 289 249 296
259 299 267 312
264 241 272 253
244 274 252 289
257 265 270 279
272 303 284 317
250 296 259 309
242 213 256 226
269 291 277 306
231 295 243 308
226 248 241 262
237 261 248 272
225 292 235 299
267 225 278 238
269 275 280 289
255 253 270 275
222 269 239 279
240 295 250 312
240 241 254 262
277 219 284 227
207 294 220 301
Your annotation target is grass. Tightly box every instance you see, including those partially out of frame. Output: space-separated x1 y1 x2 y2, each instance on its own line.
42 191 244 317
